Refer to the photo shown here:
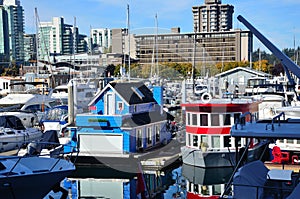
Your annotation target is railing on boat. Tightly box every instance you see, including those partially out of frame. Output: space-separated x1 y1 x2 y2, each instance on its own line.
220 179 298 199
234 111 286 131
0 141 79 177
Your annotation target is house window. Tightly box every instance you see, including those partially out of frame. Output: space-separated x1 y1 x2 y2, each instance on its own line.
117 102 124 111
136 129 142 149
147 127 152 145
155 125 160 142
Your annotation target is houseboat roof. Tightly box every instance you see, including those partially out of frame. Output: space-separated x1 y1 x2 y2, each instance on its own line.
122 110 174 128
90 81 156 106
181 98 259 113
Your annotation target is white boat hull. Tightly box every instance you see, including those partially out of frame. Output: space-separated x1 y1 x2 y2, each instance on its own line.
0 129 43 153
181 146 235 168
181 143 268 168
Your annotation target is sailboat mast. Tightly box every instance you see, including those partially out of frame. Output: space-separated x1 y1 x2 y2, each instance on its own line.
155 13 159 78
127 4 131 80
73 16 77 79
34 8 39 74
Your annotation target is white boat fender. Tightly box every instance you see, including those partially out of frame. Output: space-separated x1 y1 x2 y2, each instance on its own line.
201 92 212 103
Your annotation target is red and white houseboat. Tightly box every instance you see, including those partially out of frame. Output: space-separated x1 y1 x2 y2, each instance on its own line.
181 95 261 168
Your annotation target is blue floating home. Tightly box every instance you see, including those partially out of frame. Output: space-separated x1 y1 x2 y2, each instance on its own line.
68 81 174 157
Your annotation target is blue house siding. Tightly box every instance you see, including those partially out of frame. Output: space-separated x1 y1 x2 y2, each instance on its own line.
130 130 137 153
76 115 123 127
123 131 130 152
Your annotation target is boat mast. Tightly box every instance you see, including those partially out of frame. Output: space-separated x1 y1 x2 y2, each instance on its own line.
35 8 55 88
192 24 197 95
155 13 159 79
73 16 77 79
127 4 131 81
34 8 39 74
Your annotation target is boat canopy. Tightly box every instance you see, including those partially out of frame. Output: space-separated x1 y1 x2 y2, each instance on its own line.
0 115 26 130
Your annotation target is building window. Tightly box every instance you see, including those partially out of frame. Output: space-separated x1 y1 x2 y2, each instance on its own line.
212 136 220 148
200 114 208 126
155 125 160 142
187 113 191 125
211 114 220 126
201 135 209 150
223 114 231 125
192 113 197 126
147 127 152 145
193 135 198 147
136 129 142 149
234 113 241 124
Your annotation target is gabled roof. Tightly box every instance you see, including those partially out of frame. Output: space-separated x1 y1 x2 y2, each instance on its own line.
215 67 272 78
89 81 156 106
122 109 174 128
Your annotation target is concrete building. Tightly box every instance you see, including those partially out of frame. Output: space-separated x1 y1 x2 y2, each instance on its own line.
0 0 24 66
192 0 234 32
133 29 252 73
90 28 112 54
38 17 88 62
110 1 251 77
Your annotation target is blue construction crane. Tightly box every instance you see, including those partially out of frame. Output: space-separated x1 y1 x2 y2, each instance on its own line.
237 15 299 89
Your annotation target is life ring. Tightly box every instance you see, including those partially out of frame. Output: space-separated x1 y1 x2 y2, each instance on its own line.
201 92 212 103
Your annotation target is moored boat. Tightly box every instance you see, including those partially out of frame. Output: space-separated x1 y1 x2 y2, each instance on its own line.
180 95 261 168
221 112 300 199
0 114 43 153
0 154 75 199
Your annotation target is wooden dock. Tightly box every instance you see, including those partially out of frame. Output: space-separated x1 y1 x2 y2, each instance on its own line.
73 138 184 173
265 161 300 172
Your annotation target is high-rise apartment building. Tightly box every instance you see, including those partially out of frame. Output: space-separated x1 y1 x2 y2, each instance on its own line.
192 0 234 32
23 34 36 65
0 0 24 66
38 17 88 62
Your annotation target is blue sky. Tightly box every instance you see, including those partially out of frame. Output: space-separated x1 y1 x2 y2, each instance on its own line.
21 0 300 52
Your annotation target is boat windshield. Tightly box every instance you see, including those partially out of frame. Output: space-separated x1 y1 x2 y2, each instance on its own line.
43 107 68 121
0 115 26 130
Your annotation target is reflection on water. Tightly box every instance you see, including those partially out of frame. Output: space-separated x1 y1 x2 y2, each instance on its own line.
45 164 234 199
182 164 233 198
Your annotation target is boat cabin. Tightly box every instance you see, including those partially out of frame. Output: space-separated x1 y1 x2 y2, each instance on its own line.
182 99 259 151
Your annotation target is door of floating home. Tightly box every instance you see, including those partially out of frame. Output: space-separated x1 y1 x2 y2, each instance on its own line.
79 133 123 154
105 92 115 115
